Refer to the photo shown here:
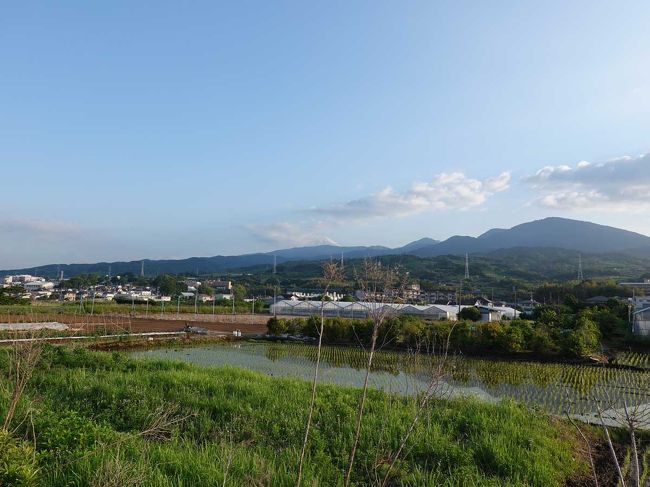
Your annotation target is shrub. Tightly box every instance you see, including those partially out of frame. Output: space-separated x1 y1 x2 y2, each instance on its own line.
0 431 38 486
266 317 287 335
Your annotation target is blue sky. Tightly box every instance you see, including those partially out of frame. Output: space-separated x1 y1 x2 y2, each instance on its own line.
2 1 650 268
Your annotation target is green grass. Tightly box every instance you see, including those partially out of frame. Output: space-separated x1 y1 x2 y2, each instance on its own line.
0 346 588 486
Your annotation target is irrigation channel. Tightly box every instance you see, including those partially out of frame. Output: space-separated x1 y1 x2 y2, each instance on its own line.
131 342 650 429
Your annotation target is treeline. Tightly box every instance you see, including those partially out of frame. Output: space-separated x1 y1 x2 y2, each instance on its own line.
0 287 25 305
267 299 631 358
534 279 634 303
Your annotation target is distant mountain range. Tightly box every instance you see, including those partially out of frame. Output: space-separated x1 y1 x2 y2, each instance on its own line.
4 217 650 278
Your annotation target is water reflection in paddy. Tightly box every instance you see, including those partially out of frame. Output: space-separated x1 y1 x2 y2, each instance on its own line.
130 341 650 416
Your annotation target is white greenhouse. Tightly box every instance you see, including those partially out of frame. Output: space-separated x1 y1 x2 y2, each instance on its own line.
269 300 463 320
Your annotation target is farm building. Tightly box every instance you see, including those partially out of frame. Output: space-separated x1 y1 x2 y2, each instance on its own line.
270 300 464 320
477 305 521 321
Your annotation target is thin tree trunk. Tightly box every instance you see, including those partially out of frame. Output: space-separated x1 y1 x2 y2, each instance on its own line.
597 408 626 487
623 402 640 487
380 325 455 486
296 293 327 486
297 263 341 487
344 327 378 487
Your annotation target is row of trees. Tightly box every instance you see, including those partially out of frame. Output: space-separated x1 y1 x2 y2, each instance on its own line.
268 313 602 358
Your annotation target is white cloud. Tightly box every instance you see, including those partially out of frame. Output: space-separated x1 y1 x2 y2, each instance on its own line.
526 153 650 211
307 171 511 221
245 222 338 248
0 218 83 240
245 170 511 248
0 218 100 269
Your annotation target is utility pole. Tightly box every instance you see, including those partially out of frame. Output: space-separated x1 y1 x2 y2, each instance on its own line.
578 253 584 280
273 285 277 317
231 288 235 322
177 295 180 316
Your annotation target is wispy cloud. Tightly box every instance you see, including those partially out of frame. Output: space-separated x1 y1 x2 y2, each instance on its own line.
245 222 338 248
526 153 650 211
0 218 84 241
246 171 511 248
307 171 511 221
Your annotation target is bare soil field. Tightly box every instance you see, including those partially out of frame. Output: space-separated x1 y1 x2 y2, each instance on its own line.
0 313 271 335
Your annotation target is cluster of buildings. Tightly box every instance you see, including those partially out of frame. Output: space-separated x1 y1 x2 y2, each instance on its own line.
4 271 650 335
621 280 650 337
2 274 56 299
270 299 520 322
1 274 236 304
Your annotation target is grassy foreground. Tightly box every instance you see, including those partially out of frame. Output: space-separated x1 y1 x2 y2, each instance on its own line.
0 346 588 486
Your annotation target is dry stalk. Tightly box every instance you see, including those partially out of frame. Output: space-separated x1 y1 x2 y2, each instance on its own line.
297 261 343 487
380 322 456 486
2 331 42 432
343 259 399 487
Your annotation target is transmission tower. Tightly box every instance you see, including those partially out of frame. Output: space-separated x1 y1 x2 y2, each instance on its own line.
464 253 470 280
578 253 584 280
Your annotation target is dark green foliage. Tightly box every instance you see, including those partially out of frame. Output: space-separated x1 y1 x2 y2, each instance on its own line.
563 313 601 358
266 316 288 335
459 306 481 322
267 312 608 358
0 286 25 305
152 274 187 296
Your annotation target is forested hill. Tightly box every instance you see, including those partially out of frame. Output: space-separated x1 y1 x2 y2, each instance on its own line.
243 247 650 297
4 217 650 279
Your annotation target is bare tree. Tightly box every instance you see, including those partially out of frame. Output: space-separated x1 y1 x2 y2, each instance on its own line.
2 333 42 432
343 259 402 487
297 261 343 487
563 381 650 487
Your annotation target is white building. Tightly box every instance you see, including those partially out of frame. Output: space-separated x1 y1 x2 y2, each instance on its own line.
477 305 521 322
270 300 465 320
288 291 343 301
4 274 45 284
22 281 54 292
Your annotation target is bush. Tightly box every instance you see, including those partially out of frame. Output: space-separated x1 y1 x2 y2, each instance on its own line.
266 317 287 335
564 314 601 358
0 431 38 486
459 306 481 322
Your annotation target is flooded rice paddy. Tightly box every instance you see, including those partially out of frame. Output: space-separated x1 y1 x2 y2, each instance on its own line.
131 342 650 418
